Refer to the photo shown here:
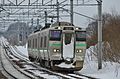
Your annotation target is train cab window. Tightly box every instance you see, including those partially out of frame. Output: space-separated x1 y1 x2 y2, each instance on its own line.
64 33 72 45
49 30 62 41
63 27 74 30
76 31 86 41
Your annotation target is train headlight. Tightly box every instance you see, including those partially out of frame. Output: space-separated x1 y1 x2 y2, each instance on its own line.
53 49 57 52
79 49 82 53
76 49 83 53
53 49 60 53
56 49 60 52
76 50 79 53
76 27 79 30
58 27 61 29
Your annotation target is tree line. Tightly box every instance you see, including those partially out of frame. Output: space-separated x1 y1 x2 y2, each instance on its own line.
87 12 120 63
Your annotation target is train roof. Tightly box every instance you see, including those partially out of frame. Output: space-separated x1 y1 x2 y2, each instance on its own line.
28 22 86 38
51 21 74 27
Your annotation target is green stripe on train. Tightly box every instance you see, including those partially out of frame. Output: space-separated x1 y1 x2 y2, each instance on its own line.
76 43 86 47
49 43 61 46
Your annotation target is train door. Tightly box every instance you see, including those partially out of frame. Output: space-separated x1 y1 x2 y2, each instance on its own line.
62 33 74 60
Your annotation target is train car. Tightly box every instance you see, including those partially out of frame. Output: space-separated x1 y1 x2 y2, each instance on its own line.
28 22 86 71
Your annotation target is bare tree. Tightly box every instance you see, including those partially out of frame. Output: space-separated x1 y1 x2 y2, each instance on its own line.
87 13 120 63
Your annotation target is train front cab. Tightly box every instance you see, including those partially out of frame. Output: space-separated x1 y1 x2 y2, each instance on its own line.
74 30 86 70
48 28 86 71
49 30 62 63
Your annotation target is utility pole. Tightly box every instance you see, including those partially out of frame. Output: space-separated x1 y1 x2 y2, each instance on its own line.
28 0 30 19
45 11 47 26
70 0 73 25
31 18 33 32
42 0 44 5
16 0 18 5
97 0 102 69
56 0 59 24
28 0 30 5
37 18 39 27
2 0 5 5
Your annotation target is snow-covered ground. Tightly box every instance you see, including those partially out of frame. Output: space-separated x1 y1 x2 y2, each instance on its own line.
16 45 28 57
79 46 120 79
16 45 120 79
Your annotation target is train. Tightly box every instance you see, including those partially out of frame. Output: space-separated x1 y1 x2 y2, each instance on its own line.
28 22 86 71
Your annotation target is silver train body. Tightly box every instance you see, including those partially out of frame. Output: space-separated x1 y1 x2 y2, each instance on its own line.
28 22 86 71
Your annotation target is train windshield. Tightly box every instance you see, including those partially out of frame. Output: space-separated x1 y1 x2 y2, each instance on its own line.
49 30 62 41
64 33 72 45
76 31 86 41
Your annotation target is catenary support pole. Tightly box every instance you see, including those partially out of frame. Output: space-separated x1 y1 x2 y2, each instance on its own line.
56 0 59 24
45 11 47 26
97 0 102 69
70 0 73 25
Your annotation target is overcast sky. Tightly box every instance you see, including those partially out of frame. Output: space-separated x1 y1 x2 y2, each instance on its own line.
73 0 120 27
0 0 120 28
103 0 120 13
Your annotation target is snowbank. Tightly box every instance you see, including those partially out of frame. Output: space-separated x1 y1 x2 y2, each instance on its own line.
78 46 120 79
16 45 28 57
56 62 75 68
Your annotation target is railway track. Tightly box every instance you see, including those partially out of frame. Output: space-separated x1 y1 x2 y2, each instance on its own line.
1 40 98 79
14 46 99 79
0 45 35 79
0 47 14 79
1 44 61 79
13 46 98 79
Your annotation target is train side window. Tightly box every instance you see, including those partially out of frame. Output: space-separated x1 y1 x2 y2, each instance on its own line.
33 39 35 48
44 36 47 47
29 40 31 48
34 39 35 48
28 40 30 48
35 38 37 48
36 38 37 48
38 37 40 48
40 37 43 48
33 39 34 48
31 39 33 48
31 39 32 48
37 38 39 48
28 40 29 48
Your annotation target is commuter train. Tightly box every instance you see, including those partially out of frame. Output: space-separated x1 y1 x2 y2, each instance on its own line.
28 22 86 71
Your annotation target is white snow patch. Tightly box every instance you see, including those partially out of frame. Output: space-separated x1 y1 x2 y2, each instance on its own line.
68 74 89 79
56 62 75 68
63 37 74 59
78 46 120 79
28 70 59 79
24 65 37 70
9 54 20 61
16 45 28 57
